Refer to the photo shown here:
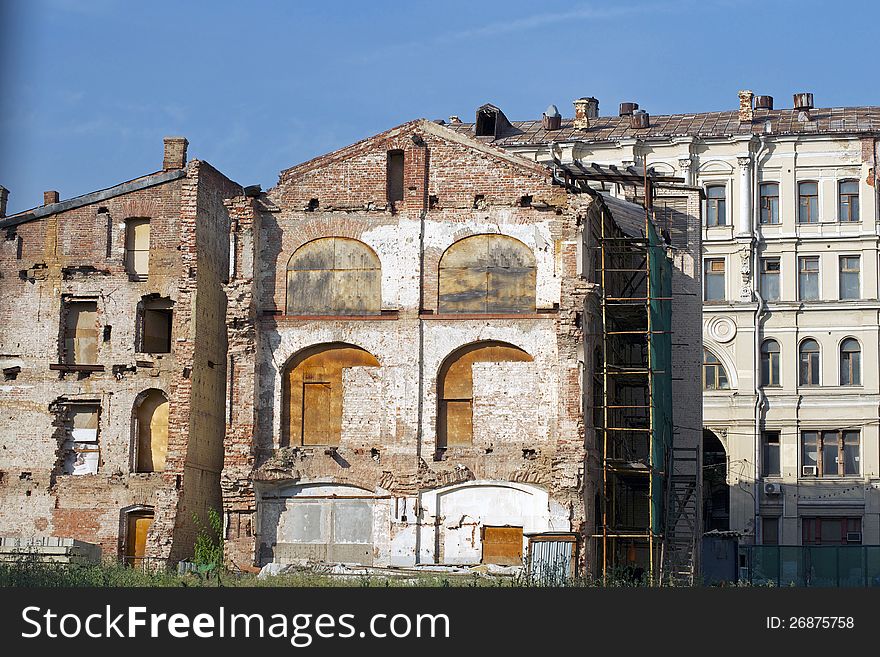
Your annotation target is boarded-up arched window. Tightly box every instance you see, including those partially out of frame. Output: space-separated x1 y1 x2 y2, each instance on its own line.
438 235 536 313
284 343 380 447
286 238 381 315
437 341 533 447
134 389 169 473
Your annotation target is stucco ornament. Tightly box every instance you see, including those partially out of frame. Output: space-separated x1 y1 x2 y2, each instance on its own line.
706 316 737 343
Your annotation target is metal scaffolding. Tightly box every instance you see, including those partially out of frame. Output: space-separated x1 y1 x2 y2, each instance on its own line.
594 189 672 583
551 161 697 585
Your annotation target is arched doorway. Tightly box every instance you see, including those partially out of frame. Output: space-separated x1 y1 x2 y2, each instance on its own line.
702 429 729 532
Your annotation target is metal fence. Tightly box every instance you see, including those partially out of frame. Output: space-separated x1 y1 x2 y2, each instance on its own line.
739 546 880 587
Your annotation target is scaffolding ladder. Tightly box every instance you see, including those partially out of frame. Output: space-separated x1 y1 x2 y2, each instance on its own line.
661 446 699 584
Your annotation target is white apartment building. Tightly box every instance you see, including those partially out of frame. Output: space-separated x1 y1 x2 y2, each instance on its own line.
450 92 880 548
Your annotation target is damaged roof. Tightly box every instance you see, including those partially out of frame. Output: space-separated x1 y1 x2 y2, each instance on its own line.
445 106 880 145
596 193 653 239
0 169 187 230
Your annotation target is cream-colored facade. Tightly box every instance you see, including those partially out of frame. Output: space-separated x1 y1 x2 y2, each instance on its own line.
492 97 880 547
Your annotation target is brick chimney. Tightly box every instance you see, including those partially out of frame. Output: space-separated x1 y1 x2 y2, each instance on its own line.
0 186 8 218
163 136 188 171
43 190 59 205
573 97 598 130
738 90 754 123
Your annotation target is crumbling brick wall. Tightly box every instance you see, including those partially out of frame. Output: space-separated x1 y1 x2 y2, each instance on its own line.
0 153 241 563
226 119 592 570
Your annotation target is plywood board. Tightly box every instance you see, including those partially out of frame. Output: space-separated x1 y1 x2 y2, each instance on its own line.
439 235 535 313
482 526 524 565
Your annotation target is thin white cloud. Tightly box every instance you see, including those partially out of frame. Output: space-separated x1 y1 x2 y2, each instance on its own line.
360 1 684 62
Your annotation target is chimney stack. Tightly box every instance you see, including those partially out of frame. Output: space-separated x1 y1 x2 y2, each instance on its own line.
738 90 754 123
631 109 650 129
573 97 599 130
0 186 8 218
43 190 59 206
542 104 562 130
163 136 189 171
619 102 639 117
755 95 774 110
793 92 814 111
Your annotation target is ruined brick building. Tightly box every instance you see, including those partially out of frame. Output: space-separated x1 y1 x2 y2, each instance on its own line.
0 114 703 579
0 139 241 563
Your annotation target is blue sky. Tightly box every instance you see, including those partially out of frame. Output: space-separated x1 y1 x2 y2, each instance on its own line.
1 0 878 214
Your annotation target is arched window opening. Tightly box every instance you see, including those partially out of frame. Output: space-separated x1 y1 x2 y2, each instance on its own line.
134 390 169 473
703 349 729 390
437 342 533 448
799 339 820 386
283 344 380 447
438 235 536 313
286 238 381 315
840 338 861 386
760 339 780 387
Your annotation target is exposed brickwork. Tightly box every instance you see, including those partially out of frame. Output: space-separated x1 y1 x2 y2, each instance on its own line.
0 150 240 564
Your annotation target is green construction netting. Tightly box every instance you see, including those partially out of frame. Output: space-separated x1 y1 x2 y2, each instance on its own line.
743 546 880 587
647 220 673 536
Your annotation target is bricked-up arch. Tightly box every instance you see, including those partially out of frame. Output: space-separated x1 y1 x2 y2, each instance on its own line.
283 343 380 447
286 237 381 315
134 389 169 473
438 235 536 313
437 341 533 447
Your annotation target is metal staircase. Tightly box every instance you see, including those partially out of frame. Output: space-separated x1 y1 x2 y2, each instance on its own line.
662 446 699 584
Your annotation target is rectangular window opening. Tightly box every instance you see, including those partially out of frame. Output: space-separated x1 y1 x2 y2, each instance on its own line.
125 218 150 280
762 431 780 477
760 258 780 301
61 404 100 475
386 150 404 205
798 256 819 301
839 255 860 300
704 258 725 301
63 300 99 365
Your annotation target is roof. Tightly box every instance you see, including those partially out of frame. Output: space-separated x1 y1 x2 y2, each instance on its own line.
597 192 651 239
444 106 880 146
0 169 187 230
277 118 550 186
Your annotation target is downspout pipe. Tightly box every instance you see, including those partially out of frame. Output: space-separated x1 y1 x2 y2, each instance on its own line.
752 135 768 545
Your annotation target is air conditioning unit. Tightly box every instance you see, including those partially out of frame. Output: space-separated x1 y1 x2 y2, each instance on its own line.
763 482 782 495
846 532 862 544
802 465 818 477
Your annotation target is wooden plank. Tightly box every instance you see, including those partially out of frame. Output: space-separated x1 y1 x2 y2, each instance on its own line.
439 235 535 313
288 238 335 271
65 302 98 365
287 345 379 446
487 267 536 312
437 343 533 446
333 237 379 271
442 400 473 446
438 266 488 313
287 269 333 314
333 269 381 314
302 382 331 445
287 238 380 314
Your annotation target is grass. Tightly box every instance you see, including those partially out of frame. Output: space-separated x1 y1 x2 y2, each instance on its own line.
0 558 677 588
